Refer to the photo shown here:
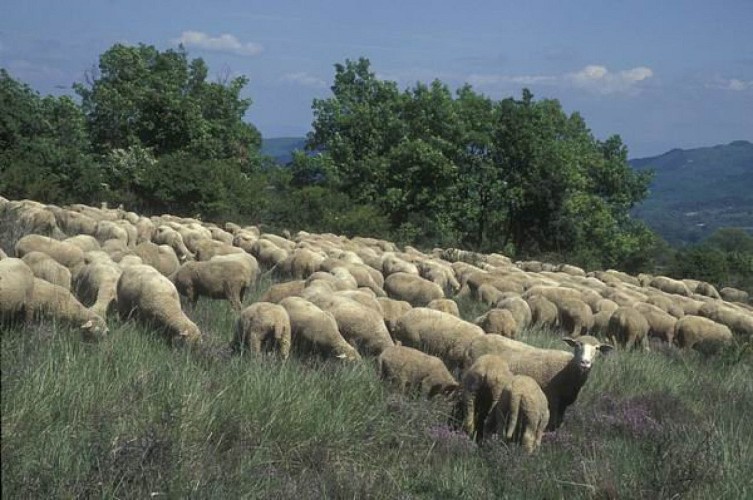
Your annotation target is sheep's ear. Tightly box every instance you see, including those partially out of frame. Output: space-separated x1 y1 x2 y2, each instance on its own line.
598 344 614 354
562 337 577 348
81 320 94 329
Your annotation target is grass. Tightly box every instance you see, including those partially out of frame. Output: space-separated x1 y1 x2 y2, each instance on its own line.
2 285 753 498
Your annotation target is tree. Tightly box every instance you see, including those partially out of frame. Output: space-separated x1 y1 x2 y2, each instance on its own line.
0 69 102 204
74 43 261 163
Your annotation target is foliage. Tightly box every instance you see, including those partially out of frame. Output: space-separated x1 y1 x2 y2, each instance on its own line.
0 69 102 204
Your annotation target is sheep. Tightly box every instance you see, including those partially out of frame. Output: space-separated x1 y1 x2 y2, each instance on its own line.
457 354 514 441
134 242 181 277
94 220 129 247
193 239 244 261
376 297 413 336
303 287 395 356
232 302 292 359
496 296 533 333
259 280 306 303
335 290 384 314
649 276 691 297
393 307 484 370
474 309 517 338
0 258 35 323
698 302 753 339
278 248 326 279
556 298 594 337
418 260 461 295
318 260 386 296
279 297 361 361
72 261 122 319
381 253 419 276
152 225 193 261
674 315 734 351
463 334 540 368
21 251 72 290
646 294 686 318
473 335 613 430
116 264 202 346
55 209 98 236
427 298 460 317
15 234 85 271
172 259 251 311
377 344 459 398
483 374 549 453
526 295 559 328
384 272 444 307
720 287 749 304
606 306 650 350
250 238 288 269
63 234 101 253
633 302 678 344
26 278 108 340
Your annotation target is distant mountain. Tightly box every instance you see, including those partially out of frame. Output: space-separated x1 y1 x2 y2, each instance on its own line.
261 137 307 165
630 140 753 245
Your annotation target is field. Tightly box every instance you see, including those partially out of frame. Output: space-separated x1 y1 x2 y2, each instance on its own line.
3 278 752 499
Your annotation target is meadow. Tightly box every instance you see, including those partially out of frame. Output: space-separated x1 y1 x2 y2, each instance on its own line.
2 279 752 499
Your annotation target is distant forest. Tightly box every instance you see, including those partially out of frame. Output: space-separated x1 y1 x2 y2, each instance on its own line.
2 43 752 292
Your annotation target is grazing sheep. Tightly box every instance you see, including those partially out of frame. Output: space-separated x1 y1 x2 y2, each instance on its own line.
336 290 383 314
319 261 386 297
63 234 101 253
719 287 749 304
476 336 613 430
94 220 130 247
233 302 292 359
21 251 72 290
496 296 533 333
259 280 306 303
15 234 85 270
278 248 326 280
381 253 419 276
27 278 108 340
674 315 734 351
606 306 650 350
393 307 484 370
377 297 413 336
427 298 460 317
72 261 122 319
418 260 461 295
0 258 35 323
526 295 559 328
463 334 540 368
377 344 459 398
55 209 98 237
484 374 549 453
556 298 594 337
458 354 514 441
649 276 691 297
194 239 244 261
172 259 250 311
384 272 444 307
134 242 181 277
152 226 193 262
474 309 518 338
250 239 289 269
279 297 361 361
116 264 201 346
303 288 395 356
634 303 678 344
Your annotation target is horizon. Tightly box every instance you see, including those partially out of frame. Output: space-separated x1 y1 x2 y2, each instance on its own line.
2 0 752 158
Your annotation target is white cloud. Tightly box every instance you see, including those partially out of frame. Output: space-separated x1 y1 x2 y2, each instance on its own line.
706 76 753 91
567 65 653 94
172 31 263 56
467 64 653 95
281 72 327 88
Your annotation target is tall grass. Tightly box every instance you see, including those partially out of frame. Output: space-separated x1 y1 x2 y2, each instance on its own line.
2 289 752 498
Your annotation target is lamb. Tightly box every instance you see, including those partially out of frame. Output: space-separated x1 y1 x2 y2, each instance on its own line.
0 258 35 323
279 296 361 361
393 307 484 370
474 309 517 338
72 261 122 319
172 259 251 311
26 278 108 340
474 336 613 430
15 234 85 270
606 306 650 350
232 302 292 359
21 251 72 290
377 344 459 398
427 298 460 317
116 264 202 346
674 315 734 350
457 354 514 441
483 374 549 453
384 272 444 307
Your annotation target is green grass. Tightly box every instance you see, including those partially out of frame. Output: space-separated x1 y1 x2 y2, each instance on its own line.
3 288 753 498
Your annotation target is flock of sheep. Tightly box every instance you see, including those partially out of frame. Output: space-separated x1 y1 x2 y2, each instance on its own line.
1 196 752 454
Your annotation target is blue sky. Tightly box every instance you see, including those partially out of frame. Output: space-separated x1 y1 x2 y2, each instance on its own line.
2 0 751 157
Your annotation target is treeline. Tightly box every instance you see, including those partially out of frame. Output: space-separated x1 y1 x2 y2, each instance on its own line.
1 44 751 290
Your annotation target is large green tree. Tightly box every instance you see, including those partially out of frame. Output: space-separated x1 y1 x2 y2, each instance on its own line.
0 69 101 204
74 43 260 162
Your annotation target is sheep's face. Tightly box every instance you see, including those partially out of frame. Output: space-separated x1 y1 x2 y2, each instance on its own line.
563 336 613 372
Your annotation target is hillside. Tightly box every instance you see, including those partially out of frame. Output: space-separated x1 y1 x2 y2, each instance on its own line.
630 140 753 245
261 137 307 165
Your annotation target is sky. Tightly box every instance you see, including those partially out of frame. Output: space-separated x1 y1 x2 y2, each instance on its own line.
1 0 752 158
